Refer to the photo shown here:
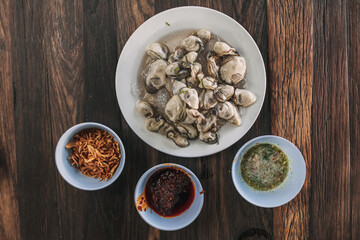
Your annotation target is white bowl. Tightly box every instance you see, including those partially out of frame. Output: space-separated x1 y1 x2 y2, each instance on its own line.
134 163 204 231
55 122 126 191
231 135 306 208
115 6 266 157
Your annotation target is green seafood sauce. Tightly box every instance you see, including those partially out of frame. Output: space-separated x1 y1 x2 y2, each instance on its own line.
240 143 289 191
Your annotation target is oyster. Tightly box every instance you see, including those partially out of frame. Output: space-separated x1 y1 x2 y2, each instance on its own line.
145 59 167 93
183 109 205 124
228 103 241 126
176 123 198 139
179 87 199 109
233 89 256 107
181 35 204 52
199 132 218 144
168 47 185 63
197 29 211 42
198 76 218 90
214 84 234 102
138 30 255 147
145 117 165 132
186 76 199 88
181 52 198 68
215 101 235 120
171 80 187 95
207 51 220 80
171 134 189 147
158 122 189 147
220 56 246 85
197 113 217 133
136 101 154 118
165 62 189 79
191 62 203 79
146 42 169 60
165 95 186 122
199 89 218 109
214 41 237 56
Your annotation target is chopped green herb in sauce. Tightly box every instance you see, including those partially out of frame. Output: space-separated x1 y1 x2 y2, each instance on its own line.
240 143 289 191
165 22 170 26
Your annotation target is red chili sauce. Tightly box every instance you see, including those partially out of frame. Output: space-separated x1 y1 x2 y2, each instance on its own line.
145 167 195 217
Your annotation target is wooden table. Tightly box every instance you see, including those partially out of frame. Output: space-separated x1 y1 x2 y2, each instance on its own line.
0 0 359 239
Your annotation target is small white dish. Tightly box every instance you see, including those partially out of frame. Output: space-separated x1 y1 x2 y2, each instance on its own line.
115 6 266 157
134 163 204 231
55 122 126 191
232 135 306 208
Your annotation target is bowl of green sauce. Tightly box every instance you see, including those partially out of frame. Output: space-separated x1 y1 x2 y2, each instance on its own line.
231 135 306 208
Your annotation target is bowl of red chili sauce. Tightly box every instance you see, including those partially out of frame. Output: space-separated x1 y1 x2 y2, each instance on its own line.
134 163 204 231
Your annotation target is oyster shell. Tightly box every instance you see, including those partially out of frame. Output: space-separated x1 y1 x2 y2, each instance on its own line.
145 59 167 93
220 56 246 85
233 89 256 107
181 35 204 52
146 42 169 60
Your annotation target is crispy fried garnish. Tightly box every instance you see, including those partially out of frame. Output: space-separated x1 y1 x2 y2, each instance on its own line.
65 128 121 181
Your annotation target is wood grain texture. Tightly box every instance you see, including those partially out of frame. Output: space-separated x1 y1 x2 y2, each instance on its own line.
348 0 360 239
12 1 62 239
267 0 313 239
44 0 86 239
0 0 358 239
0 0 20 239
311 0 351 239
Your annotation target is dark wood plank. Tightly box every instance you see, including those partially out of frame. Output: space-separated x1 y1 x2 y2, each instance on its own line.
10 1 63 239
348 0 360 239
44 0 87 239
7 1 60 239
267 0 313 239
226 0 274 239
0 0 20 239
311 0 351 239
115 0 156 239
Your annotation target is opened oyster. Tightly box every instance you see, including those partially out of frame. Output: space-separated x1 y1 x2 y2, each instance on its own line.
136 30 255 147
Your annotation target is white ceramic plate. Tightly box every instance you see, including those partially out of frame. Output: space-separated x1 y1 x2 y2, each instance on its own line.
115 6 266 157
232 135 306 208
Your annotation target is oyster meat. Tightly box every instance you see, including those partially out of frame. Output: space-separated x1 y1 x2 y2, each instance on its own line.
137 29 256 147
